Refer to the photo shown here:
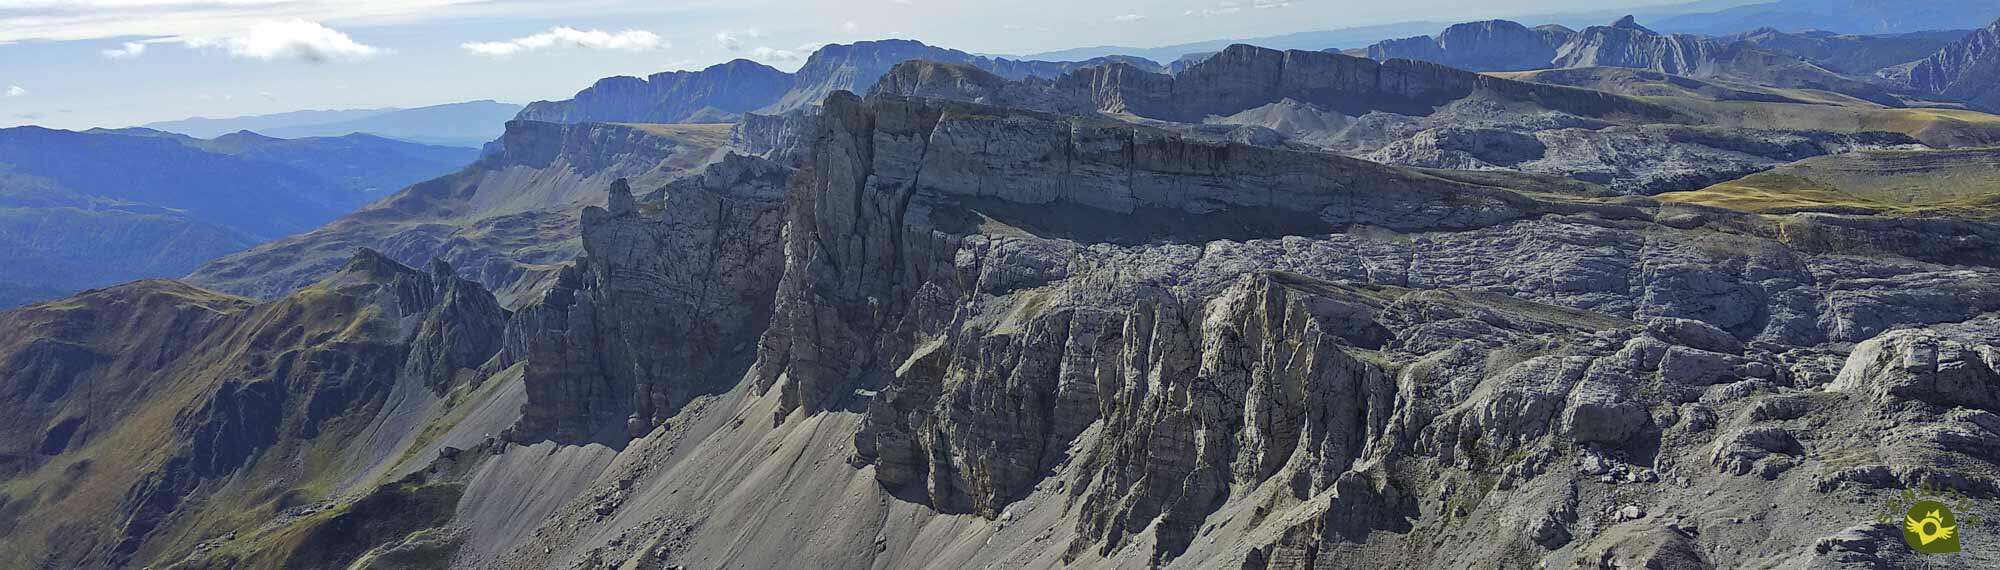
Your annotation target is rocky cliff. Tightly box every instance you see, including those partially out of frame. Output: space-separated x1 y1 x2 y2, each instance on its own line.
475 92 2000 569
1364 20 1574 72
517 39 1164 127
186 120 734 305
515 59 794 125
8 89 2000 569
870 50 1927 195
1882 18 2000 112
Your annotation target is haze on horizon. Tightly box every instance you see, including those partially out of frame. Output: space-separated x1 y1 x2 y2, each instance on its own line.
0 0 1712 130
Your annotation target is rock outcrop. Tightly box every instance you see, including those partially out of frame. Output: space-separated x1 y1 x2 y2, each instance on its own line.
504 157 791 443
515 59 794 124
1882 18 2000 112
517 39 1165 126
1364 20 1574 72
186 120 735 305
10 88 2000 569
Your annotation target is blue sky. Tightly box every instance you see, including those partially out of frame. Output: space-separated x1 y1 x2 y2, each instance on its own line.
0 0 1691 130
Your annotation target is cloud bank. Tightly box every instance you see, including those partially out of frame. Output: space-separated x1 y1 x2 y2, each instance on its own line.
101 41 146 59
184 19 381 63
462 27 665 57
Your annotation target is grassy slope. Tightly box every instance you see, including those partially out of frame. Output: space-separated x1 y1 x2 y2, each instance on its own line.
1657 147 2000 220
1496 67 2000 147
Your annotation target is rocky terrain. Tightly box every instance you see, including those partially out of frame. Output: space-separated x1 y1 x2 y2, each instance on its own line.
3 83 1997 568
186 120 734 306
517 39 1165 125
8 11 2000 569
1883 19 2000 113
1363 20 1575 72
870 44 1992 196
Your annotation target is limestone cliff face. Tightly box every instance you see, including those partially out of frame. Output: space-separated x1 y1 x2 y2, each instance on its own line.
514 39 1165 126
505 157 791 443
1365 19 1573 72
748 91 1597 420
1884 19 2000 111
1552 20 1729 76
12 88 2000 569
685 93 2000 567
875 44 1678 124
188 120 734 305
515 59 794 124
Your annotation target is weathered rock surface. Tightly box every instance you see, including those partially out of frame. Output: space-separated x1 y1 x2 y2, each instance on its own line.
1882 18 2000 112
0 248 507 568
186 120 734 305
871 50 1922 194
504 156 790 443
518 39 1165 126
13 39 2000 570
515 59 794 125
1364 20 1574 72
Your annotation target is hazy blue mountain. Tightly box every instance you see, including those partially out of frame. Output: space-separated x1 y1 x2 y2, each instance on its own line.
259 100 524 147
0 126 478 306
1654 0 2000 35
143 107 399 138
144 100 522 148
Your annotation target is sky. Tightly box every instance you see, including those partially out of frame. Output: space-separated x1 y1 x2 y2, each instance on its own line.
0 0 1700 130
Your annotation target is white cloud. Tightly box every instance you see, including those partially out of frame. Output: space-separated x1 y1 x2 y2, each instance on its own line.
5 85 24 97
750 46 805 62
1189 1 1245 16
714 31 742 51
0 0 487 43
713 28 762 51
183 19 380 63
841 21 857 33
101 41 147 59
1111 13 1145 22
462 27 664 57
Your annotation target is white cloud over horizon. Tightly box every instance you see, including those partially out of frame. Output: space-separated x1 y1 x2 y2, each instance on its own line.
0 0 488 43
101 41 146 59
5 85 24 97
462 27 665 57
182 19 380 63
1112 14 1146 22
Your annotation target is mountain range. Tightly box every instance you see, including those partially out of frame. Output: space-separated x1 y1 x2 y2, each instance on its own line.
515 40 1165 125
144 100 524 148
1654 0 2000 35
8 6 2000 570
0 127 478 307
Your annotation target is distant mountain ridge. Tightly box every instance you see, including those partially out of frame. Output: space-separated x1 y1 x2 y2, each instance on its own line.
144 100 523 148
1360 15 1942 107
0 126 478 306
1652 0 2000 35
516 40 1167 125
1883 18 2000 112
